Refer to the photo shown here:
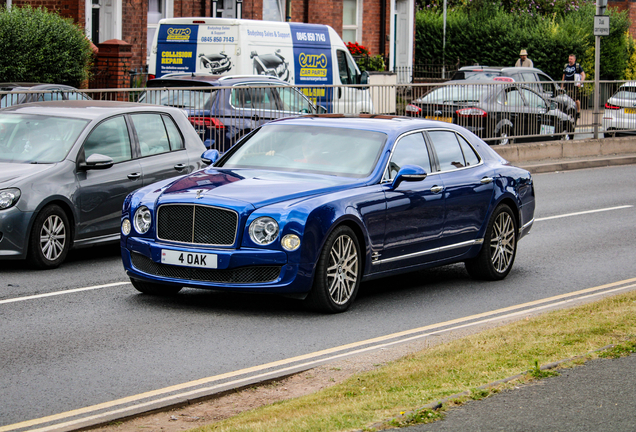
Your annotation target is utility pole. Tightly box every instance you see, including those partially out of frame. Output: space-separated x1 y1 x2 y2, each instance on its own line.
593 0 609 139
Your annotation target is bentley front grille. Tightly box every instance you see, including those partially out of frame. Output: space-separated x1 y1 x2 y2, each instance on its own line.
157 204 238 246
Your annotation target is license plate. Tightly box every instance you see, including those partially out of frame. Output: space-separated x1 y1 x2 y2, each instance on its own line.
624 107 636 114
540 124 555 135
425 115 453 123
161 250 217 268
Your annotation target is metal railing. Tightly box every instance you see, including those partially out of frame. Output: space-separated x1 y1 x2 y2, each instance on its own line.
2 80 633 153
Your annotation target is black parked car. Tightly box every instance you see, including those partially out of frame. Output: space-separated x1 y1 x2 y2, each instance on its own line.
406 81 576 145
137 74 323 151
451 66 578 121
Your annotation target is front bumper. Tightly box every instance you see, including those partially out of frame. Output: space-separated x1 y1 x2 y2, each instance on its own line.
122 237 314 295
0 207 33 259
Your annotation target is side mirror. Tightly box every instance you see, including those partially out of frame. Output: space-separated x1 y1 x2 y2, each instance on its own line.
317 105 328 114
202 149 220 165
359 71 369 85
391 164 427 189
79 153 114 170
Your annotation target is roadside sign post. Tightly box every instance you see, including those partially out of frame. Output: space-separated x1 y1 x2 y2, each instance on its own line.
593 0 609 139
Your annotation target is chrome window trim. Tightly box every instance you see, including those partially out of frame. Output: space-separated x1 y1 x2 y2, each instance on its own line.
156 203 239 247
380 129 437 184
372 238 484 265
424 128 484 175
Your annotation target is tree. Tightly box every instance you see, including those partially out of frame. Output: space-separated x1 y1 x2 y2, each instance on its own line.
0 6 93 87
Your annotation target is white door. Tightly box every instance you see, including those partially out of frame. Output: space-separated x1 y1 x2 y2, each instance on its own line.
393 0 413 83
99 0 121 42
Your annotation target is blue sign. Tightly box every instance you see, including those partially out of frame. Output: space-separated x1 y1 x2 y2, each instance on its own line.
156 25 199 77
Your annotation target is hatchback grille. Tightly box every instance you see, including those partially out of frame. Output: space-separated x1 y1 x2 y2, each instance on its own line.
131 253 281 284
157 204 238 246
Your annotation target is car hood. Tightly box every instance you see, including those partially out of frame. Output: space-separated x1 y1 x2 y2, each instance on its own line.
0 162 53 185
157 168 361 210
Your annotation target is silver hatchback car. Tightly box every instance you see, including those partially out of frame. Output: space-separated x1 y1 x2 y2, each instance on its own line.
0 100 208 269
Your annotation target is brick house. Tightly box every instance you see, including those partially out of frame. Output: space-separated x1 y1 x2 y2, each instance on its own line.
5 0 415 87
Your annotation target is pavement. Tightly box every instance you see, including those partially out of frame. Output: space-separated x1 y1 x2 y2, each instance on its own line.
405 354 636 431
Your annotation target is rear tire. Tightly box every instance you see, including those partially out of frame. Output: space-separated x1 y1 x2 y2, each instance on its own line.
465 204 517 281
305 226 362 313
27 204 71 269
130 278 182 296
496 126 514 146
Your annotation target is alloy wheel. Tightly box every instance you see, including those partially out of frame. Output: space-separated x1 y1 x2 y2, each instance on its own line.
489 211 516 273
39 214 67 262
326 234 359 305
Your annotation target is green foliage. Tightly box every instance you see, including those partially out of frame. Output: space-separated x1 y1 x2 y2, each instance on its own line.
418 0 588 17
416 2 633 81
0 5 93 86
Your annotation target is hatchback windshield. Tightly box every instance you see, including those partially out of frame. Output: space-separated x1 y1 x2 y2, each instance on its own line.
219 124 387 177
0 114 89 163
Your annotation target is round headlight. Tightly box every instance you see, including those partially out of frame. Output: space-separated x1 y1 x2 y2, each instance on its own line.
281 234 301 251
133 206 152 234
249 217 279 245
121 218 131 236
0 188 21 210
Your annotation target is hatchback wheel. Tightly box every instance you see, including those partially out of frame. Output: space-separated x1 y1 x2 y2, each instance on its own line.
305 226 361 313
130 278 182 296
27 205 71 269
465 204 517 280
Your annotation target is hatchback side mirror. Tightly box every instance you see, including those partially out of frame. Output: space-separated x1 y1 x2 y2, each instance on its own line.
79 153 114 170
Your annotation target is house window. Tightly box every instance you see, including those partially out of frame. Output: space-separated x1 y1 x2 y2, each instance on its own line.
147 0 165 55
342 0 361 43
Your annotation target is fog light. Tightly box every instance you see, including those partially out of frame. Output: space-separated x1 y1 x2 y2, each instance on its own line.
281 234 301 251
121 218 131 236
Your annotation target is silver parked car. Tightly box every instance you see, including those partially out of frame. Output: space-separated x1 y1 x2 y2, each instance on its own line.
603 82 636 136
0 100 208 269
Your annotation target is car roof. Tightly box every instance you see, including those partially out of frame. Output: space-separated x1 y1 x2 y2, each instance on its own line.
147 74 289 87
0 83 80 91
0 100 185 120
263 114 472 136
457 66 545 74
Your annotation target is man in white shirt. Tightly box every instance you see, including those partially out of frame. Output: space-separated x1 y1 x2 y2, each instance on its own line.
515 50 533 68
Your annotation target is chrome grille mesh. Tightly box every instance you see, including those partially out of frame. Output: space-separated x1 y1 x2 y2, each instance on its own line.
131 253 281 284
157 204 237 245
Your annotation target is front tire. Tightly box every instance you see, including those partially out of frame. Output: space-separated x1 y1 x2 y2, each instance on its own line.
130 278 183 296
496 126 514 146
27 204 71 269
465 204 517 280
305 226 362 313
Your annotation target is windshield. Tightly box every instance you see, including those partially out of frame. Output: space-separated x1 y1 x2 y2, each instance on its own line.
0 113 89 163
418 85 488 104
138 88 216 109
219 124 387 178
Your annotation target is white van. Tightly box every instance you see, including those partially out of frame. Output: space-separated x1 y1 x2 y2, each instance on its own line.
148 18 374 114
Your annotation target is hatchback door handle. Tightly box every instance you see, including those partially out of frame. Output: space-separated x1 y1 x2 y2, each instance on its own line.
430 185 444 193
480 177 493 184
174 164 187 171
127 172 141 180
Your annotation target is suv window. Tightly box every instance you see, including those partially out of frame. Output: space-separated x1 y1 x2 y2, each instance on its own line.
231 86 277 110
140 84 216 110
276 86 313 113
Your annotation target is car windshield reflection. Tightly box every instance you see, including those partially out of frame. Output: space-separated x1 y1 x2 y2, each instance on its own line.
219 124 387 178
0 114 89 163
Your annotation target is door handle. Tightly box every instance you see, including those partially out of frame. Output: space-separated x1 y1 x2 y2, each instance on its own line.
430 185 444 193
174 163 187 171
127 172 141 180
480 177 493 184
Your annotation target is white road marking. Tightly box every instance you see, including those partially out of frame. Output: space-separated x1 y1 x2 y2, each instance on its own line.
0 282 130 305
3 277 636 432
535 205 633 222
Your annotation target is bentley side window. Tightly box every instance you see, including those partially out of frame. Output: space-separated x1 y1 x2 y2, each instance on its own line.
384 132 431 182
427 130 466 171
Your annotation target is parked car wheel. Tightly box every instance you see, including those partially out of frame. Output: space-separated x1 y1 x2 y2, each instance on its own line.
27 204 71 269
305 225 362 313
465 204 517 280
130 278 183 296
496 127 514 146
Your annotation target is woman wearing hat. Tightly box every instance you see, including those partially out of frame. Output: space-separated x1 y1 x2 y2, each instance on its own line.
515 49 533 67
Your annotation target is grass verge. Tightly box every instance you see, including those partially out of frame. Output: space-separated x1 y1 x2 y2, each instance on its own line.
191 290 636 432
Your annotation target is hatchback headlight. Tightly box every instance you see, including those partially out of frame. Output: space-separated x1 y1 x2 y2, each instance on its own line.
0 188 21 210
133 206 152 234
249 217 279 245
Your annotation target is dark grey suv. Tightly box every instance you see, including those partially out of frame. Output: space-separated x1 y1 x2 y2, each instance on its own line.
0 101 207 269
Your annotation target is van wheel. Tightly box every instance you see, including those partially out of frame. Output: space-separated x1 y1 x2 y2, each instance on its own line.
27 205 71 269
